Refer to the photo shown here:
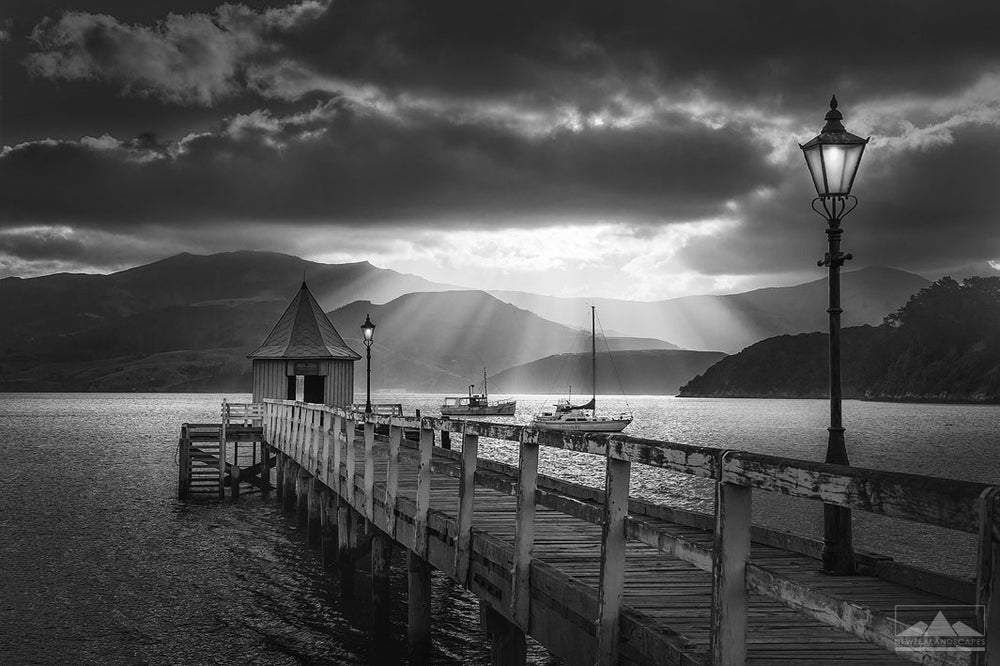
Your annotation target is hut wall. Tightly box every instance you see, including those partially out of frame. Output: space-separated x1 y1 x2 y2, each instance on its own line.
252 358 355 407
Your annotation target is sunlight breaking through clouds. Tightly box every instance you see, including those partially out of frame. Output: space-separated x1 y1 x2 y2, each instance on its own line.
311 220 747 300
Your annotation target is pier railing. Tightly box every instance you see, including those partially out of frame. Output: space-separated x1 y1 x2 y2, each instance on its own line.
261 398 999 666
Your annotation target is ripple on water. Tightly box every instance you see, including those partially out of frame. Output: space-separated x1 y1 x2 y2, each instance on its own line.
1 392 996 664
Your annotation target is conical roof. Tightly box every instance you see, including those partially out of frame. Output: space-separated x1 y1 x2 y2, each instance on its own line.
248 282 361 360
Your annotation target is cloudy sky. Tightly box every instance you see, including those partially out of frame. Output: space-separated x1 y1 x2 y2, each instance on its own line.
2 1 999 299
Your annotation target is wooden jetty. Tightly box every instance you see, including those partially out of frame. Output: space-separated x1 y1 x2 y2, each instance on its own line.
177 399 999 665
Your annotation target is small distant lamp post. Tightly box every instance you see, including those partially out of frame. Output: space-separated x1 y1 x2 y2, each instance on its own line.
800 95 869 575
361 314 376 414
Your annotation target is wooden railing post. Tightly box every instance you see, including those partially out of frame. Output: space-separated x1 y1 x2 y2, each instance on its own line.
332 414 344 497
385 422 402 538
218 419 227 501
364 419 376 522
308 408 319 474
711 451 752 666
345 416 357 505
595 444 630 666
413 419 434 556
177 426 190 500
975 487 1000 666
454 424 478 584
511 428 538 630
282 404 292 452
320 408 333 488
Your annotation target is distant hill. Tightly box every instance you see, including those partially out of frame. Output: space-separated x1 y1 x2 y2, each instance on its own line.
492 267 930 353
0 254 677 391
328 291 679 392
491 349 727 395
678 277 1000 403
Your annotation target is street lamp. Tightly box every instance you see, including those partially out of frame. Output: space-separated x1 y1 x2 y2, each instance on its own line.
361 314 376 414
800 95 869 575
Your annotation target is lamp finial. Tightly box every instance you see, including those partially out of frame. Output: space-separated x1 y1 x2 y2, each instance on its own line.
822 95 846 133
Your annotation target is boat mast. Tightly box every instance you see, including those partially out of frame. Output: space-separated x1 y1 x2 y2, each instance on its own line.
483 367 488 400
591 305 596 417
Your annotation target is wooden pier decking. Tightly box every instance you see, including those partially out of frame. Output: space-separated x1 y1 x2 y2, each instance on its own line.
177 400 999 665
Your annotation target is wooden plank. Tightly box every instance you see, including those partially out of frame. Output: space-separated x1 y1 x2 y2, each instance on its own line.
454 430 478 584
607 435 717 478
710 456 752 666
511 432 538 631
596 454 631 666
364 421 376 521
413 423 434 556
726 452 987 533
976 487 1000 666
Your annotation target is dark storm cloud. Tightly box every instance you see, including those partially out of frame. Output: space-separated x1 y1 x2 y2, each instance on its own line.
5 0 1000 282
22 1 330 105
680 123 1000 276
281 0 1000 112
0 99 776 226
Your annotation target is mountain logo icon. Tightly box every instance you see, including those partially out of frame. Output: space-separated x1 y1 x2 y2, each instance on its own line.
894 606 985 652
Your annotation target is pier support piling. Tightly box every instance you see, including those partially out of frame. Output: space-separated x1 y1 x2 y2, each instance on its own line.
282 460 297 513
307 478 321 545
275 452 285 504
408 551 433 665
337 504 355 595
480 602 526 666
296 470 310 530
371 529 393 660
320 490 338 568
260 441 271 497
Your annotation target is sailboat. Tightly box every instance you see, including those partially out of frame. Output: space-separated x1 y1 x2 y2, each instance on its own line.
531 306 633 433
440 368 517 416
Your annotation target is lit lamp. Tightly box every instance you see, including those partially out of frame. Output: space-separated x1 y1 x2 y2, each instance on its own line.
361 314 376 414
800 96 868 575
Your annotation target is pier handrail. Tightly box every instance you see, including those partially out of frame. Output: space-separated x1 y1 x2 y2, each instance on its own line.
260 398 1000 666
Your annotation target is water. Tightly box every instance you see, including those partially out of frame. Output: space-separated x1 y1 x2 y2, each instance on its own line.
1 393 996 664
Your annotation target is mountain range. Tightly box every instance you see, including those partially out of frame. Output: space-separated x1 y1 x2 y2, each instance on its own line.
492 266 929 353
677 276 1000 403
329 291 680 392
491 349 727 395
0 251 938 394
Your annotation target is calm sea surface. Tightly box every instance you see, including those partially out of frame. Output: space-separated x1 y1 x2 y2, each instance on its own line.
1 392 997 664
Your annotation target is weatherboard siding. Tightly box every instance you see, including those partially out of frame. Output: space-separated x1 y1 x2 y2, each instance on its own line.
251 358 355 407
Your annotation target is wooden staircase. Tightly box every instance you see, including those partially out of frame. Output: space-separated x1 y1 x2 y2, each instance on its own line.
177 406 273 501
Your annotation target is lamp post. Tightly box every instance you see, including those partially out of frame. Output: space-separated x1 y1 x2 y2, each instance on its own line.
800 96 869 575
361 314 376 414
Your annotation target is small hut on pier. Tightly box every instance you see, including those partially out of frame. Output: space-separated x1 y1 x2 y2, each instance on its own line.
248 282 360 407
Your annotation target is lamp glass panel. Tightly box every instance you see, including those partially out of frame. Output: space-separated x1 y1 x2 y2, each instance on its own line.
803 146 825 196
363 326 374 342
840 144 864 194
821 144 848 195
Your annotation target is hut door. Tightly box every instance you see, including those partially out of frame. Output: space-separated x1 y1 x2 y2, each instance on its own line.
303 376 325 404
287 375 305 401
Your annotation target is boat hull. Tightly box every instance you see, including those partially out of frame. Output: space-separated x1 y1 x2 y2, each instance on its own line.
441 401 517 417
531 417 632 433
